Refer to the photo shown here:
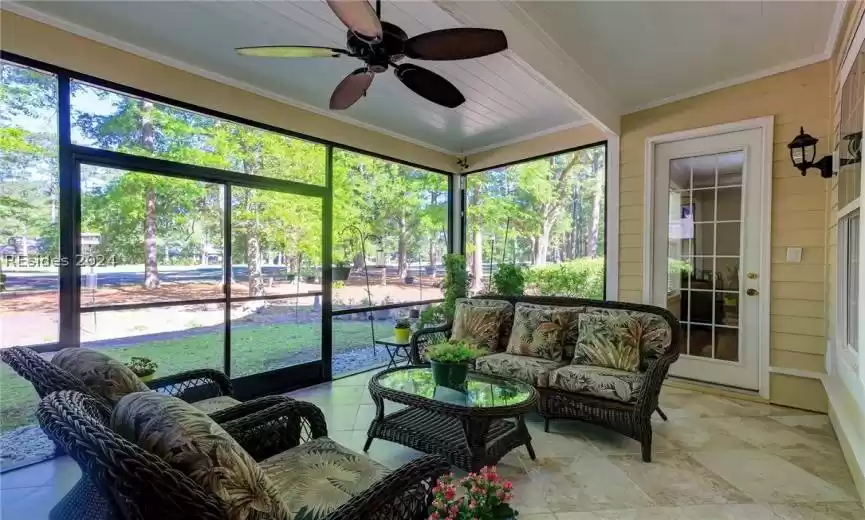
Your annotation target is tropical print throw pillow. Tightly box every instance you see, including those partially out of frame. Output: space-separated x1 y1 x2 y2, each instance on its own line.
505 303 582 362
112 392 291 520
585 308 674 369
450 298 513 351
52 347 149 405
572 311 642 372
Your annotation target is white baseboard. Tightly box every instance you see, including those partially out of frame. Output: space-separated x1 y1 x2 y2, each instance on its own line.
824 377 865 502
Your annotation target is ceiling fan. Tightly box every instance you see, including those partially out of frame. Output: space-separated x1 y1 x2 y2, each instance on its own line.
236 0 508 110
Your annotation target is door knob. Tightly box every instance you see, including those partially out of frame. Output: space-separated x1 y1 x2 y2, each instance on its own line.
746 288 759 296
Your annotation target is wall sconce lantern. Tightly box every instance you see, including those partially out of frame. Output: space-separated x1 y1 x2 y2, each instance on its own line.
787 127 834 178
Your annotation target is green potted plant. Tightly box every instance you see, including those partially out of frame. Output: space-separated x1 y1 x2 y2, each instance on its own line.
426 340 486 388
420 253 469 328
491 263 525 296
428 466 518 519
332 259 351 281
394 317 412 343
125 357 158 382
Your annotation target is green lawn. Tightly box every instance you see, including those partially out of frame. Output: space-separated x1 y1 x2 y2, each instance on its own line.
0 320 382 432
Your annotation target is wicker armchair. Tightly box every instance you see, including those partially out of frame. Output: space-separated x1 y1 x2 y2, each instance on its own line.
1 346 233 408
38 391 449 520
409 295 682 462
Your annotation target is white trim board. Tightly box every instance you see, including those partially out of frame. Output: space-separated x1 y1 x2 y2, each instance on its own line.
641 116 774 400
825 375 865 502
461 120 591 156
605 133 620 301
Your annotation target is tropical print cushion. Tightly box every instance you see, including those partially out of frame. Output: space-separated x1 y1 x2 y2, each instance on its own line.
112 392 290 520
548 365 645 403
52 347 149 405
572 312 643 372
505 303 583 361
475 352 565 387
585 307 674 368
192 395 242 414
260 437 387 520
450 298 514 351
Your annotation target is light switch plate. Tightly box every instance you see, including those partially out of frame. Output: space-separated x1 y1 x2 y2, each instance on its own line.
786 247 803 263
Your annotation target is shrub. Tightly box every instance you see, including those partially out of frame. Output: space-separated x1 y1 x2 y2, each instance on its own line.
491 263 525 296
526 258 605 299
441 253 468 321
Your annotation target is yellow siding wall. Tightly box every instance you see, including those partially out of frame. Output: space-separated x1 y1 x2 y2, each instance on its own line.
619 62 831 411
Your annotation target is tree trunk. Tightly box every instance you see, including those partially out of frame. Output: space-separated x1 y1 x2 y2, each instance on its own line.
143 187 159 289
428 239 436 274
472 225 484 291
245 192 264 296
588 154 603 258
140 100 159 289
397 215 408 278
247 230 264 297
534 221 553 265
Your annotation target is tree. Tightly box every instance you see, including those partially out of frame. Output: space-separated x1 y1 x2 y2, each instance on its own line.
465 145 606 270
0 63 58 253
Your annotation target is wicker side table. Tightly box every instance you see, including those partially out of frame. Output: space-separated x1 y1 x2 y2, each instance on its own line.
365 366 537 471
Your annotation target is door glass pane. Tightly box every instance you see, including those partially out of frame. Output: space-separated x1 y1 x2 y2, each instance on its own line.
693 223 714 256
229 189 322 298
80 165 225 307
716 223 741 256
716 187 742 221
716 151 744 187
689 324 713 357
715 257 740 292
82 302 225 375
715 327 739 362
1 62 60 350
667 150 746 363
229 190 323 377
230 297 322 378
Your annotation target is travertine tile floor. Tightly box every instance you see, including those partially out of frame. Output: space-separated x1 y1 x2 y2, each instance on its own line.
2 370 862 519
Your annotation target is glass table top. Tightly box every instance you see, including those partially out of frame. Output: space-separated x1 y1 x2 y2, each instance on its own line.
376 367 535 408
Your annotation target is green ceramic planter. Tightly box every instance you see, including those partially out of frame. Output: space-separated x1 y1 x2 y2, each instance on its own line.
430 360 469 388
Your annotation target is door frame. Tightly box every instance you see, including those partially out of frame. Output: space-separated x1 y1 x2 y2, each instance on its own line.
641 116 774 399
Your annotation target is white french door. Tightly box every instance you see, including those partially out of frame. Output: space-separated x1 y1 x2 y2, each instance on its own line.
649 127 767 390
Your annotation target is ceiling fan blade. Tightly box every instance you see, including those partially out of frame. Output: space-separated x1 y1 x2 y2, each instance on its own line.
330 68 374 110
394 63 465 108
326 0 383 40
236 46 348 58
404 28 507 61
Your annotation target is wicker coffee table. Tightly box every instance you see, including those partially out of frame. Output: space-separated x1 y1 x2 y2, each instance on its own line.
364 366 538 471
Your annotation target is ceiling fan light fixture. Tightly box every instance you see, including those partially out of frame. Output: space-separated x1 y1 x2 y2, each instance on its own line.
237 0 506 110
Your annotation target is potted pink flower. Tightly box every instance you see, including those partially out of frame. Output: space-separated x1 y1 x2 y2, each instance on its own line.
428 466 518 519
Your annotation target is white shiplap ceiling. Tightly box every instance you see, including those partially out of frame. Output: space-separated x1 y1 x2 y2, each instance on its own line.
516 0 842 113
9 0 587 154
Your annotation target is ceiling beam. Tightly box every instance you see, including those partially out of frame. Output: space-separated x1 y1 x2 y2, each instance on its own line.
438 0 621 135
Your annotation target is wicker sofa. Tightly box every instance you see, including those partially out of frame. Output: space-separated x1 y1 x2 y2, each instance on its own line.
38 390 449 520
410 295 682 462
